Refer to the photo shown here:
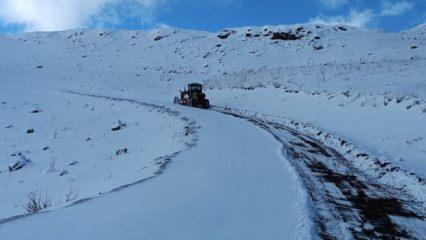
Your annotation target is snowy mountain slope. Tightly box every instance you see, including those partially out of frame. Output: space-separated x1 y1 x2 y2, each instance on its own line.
0 24 425 97
1 23 424 177
0 23 425 238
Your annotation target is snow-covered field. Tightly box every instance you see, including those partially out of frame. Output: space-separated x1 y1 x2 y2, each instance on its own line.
0 86 191 219
0 23 425 239
0 102 313 240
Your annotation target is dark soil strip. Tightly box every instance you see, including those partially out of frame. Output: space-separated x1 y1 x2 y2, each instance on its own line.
217 109 425 240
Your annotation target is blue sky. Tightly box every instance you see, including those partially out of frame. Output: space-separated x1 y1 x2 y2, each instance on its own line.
0 0 424 33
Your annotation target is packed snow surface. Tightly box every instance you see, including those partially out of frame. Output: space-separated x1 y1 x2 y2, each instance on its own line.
0 97 312 240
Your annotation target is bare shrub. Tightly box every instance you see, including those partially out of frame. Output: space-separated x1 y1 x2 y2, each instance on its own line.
23 191 51 213
65 185 79 202
49 157 56 171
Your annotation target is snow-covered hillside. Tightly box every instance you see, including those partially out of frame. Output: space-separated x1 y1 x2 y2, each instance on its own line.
1 24 425 97
0 86 196 219
0 23 425 239
1 24 425 175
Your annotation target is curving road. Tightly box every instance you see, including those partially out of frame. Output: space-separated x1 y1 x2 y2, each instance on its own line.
0 96 312 240
218 108 426 240
1 94 424 240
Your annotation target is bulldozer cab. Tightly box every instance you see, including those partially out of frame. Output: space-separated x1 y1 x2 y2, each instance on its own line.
188 83 202 93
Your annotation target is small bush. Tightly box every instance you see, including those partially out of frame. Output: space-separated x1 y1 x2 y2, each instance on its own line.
23 191 51 213
65 185 79 202
49 157 57 171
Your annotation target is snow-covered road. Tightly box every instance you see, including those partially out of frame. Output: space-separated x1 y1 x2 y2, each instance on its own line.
218 108 426 239
0 96 312 240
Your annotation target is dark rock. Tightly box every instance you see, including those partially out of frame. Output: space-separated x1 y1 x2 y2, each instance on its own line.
9 155 31 172
116 148 128 156
112 120 126 131
271 31 303 41
69 161 79 166
154 35 164 41
313 45 324 50
217 32 232 39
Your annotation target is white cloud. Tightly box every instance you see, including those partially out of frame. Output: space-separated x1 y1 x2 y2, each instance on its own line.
380 1 413 17
319 0 348 8
0 0 163 32
309 9 374 28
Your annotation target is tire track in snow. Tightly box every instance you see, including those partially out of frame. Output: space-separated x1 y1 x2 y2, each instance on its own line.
214 107 425 240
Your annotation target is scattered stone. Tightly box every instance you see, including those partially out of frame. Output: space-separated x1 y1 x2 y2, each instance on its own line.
116 148 128 156
36 65 43 69
154 35 164 41
296 26 305 32
30 109 42 113
9 155 31 172
111 120 127 131
42 146 50 151
313 45 324 50
356 153 369 158
11 151 22 157
69 161 79 166
5 125 13 129
217 30 235 39
59 170 68 176
85 137 92 141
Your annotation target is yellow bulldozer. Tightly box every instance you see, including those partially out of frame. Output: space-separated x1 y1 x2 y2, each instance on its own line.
174 83 210 109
